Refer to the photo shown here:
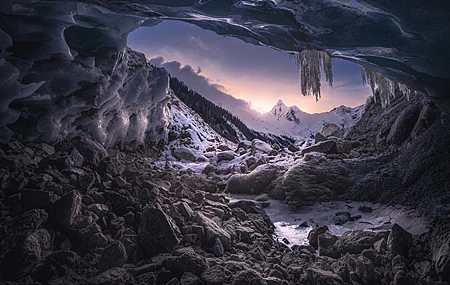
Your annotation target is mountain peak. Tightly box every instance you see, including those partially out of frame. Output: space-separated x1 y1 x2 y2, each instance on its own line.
270 100 289 117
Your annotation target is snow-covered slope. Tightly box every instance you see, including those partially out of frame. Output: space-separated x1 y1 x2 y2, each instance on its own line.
166 90 236 152
242 100 364 141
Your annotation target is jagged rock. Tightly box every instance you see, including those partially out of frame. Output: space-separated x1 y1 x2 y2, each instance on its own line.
232 269 267 285
91 267 134 285
334 212 351 226
225 164 280 195
87 203 109 218
174 147 196 162
356 256 375 285
139 207 180 256
212 237 224 257
321 123 344 138
98 241 127 271
387 223 413 256
180 272 203 285
308 226 329 249
431 228 450 281
301 140 337 155
1 229 51 280
89 233 109 249
52 190 82 227
333 230 388 254
55 136 109 167
165 251 209 276
217 150 235 162
21 189 59 209
194 212 231 249
217 145 231 151
374 238 387 253
288 144 300 153
315 132 328 143
307 268 344 285
201 265 227 285
318 233 339 259
273 157 350 207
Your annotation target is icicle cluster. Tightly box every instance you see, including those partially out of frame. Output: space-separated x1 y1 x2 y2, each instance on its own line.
290 50 334 101
359 66 415 108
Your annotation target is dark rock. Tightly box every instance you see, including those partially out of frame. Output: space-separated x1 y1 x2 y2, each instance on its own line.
288 144 300 153
334 212 351 226
431 228 450 281
308 226 329 249
356 256 375 285
51 190 82 227
318 233 339 259
104 190 129 211
282 238 290 244
194 212 231 249
21 189 58 209
55 136 108 167
225 164 280 195
98 240 127 271
165 251 209 276
88 233 109 249
180 272 203 285
358 205 373 213
79 172 96 191
307 268 344 285
139 207 180 256
301 140 338 155
387 223 413 256
91 267 133 285
201 265 227 285
217 151 235 162
212 237 224 257
1 229 51 280
87 203 109 218
322 123 344 138
167 277 180 285
333 230 388 254
232 269 267 285
315 132 328 143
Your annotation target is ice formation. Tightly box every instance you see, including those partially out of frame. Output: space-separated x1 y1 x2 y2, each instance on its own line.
290 50 334 101
0 0 449 146
360 66 416 108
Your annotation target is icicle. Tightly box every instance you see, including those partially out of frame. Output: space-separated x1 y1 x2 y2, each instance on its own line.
359 66 415 108
290 50 334 101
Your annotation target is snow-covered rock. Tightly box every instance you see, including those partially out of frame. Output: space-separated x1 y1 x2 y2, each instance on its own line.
173 147 196 162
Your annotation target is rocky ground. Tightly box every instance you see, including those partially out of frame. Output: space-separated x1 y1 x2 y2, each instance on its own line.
0 130 449 285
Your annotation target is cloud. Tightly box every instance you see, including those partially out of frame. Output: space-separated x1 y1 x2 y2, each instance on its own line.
149 57 260 118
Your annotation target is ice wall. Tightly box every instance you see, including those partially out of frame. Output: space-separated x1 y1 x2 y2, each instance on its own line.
0 3 169 146
1 0 449 147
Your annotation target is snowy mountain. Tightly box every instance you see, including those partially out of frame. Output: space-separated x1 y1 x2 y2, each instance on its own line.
241 100 364 141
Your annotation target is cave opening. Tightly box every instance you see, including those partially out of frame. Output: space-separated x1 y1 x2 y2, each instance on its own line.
0 1 449 284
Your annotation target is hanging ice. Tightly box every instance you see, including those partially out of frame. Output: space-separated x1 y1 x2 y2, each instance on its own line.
290 50 334 101
360 66 416 108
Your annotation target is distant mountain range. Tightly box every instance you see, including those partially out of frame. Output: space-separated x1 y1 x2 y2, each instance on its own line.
241 99 364 141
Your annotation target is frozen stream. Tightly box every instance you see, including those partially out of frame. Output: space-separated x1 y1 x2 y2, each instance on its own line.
228 195 429 246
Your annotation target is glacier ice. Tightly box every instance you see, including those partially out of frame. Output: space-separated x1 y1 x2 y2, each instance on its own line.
290 50 334 101
0 0 449 147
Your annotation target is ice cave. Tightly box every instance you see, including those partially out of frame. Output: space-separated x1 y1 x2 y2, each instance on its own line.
0 1 449 284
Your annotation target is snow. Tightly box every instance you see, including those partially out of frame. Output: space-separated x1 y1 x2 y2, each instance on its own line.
241 99 364 141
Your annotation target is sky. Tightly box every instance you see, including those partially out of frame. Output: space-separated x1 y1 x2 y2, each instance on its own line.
128 20 372 114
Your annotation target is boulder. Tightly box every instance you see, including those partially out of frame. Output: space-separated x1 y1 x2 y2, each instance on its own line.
307 268 344 285
139 207 180 256
318 233 339 259
315 132 328 143
98 241 127 271
51 190 82 227
91 268 134 285
21 189 59 209
201 265 227 285
180 272 203 285
165 251 209 276
250 139 273 155
272 157 350 207
333 230 388 254
225 164 281 195
55 136 109 167
356 256 375 285
321 123 344 138
308 226 329 249
194 212 231 248
173 147 196 162
288 144 300 153
387 223 413 256
232 269 267 285
217 145 232 151
431 228 450 281
301 140 337 155
217 150 235 162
